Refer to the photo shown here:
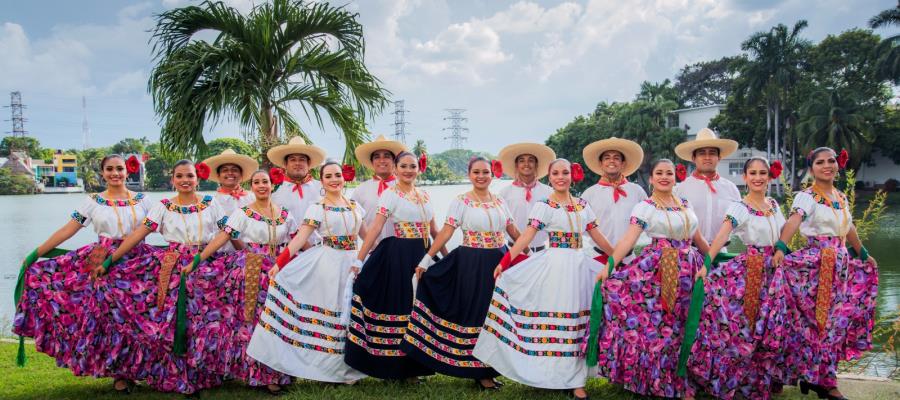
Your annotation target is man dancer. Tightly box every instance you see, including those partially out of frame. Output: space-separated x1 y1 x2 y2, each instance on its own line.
267 136 327 246
351 134 407 245
581 137 647 263
498 142 556 253
203 148 259 216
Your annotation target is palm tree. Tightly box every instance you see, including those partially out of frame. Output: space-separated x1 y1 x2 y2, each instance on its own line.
797 90 873 170
738 20 810 189
149 0 389 163
869 1 900 84
412 139 427 157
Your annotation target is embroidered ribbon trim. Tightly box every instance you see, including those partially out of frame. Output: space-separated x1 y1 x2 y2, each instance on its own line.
243 252 263 321
658 247 680 315
157 251 179 309
816 247 836 335
743 253 764 326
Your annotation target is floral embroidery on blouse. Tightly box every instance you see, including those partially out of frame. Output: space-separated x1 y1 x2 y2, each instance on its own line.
376 206 391 217
322 235 357 250
321 201 357 212
807 188 846 209
724 214 739 228
142 217 159 231
527 218 546 230
161 195 213 214
242 206 289 225
445 216 460 227
458 194 504 209
216 216 229 231
542 198 587 212
548 231 582 248
394 221 427 238
461 230 505 248
71 211 87 225
390 187 430 204
643 197 689 211
743 197 779 216
303 218 320 228
630 216 648 229
92 192 145 206
585 220 599 231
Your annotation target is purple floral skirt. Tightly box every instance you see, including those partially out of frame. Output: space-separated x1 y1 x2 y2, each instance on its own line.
781 236 878 388
13 237 154 378
689 246 789 400
98 242 225 393
197 244 291 387
595 238 703 398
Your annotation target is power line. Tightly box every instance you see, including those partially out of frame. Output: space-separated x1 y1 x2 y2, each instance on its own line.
392 100 410 144
4 91 28 138
442 108 468 150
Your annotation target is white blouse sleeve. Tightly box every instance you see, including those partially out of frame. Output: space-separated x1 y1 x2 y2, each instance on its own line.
581 202 600 232
791 191 816 221
223 208 249 239
72 196 97 227
526 201 551 231
444 196 466 228
498 200 515 227
629 201 653 231
724 201 750 228
143 200 167 232
376 189 400 218
302 204 325 228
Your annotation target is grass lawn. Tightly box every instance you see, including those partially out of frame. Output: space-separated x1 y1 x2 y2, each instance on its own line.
0 342 843 400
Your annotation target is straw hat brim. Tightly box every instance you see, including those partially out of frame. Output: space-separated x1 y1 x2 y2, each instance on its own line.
582 138 644 177
498 143 557 179
267 143 326 168
674 139 738 161
203 153 259 183
354 139 407 171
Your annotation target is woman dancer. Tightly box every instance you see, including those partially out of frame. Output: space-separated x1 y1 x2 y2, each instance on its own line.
99 160 227 394
344 151 440 381
595 159 709 399
689 157 788 399
774 147 878 400
401 156 521 389
13 154 154 392
192 169 296 394
246 161 367 384
472 159 614 400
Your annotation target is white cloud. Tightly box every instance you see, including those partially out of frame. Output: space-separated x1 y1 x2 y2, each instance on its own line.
0 22 94 97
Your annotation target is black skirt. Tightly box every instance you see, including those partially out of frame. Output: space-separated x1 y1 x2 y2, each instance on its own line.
400 246 502 379
344 237 433 379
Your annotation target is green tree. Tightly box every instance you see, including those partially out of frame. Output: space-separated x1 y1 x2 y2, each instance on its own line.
148 0 389 164
0 168 37 195
198 137 258 162
674 56 741 108
110 137 150 155
872 106 900 164
869 1 900 84
144 142 173 190
0 137 44 159
412 139 427 157
797 90 873 170
420 158 456 184
433 149 494 177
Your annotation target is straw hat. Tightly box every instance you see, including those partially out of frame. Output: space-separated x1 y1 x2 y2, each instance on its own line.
674 128 738 161
266 136 327 168
498 142 557 179
202 149 259 183
354 134 408 171
582 137 644 177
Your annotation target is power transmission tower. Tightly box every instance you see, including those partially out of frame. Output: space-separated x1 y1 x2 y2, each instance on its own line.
4 91 28 138
82 96 91 150
392 100 410 144
442 108 468 150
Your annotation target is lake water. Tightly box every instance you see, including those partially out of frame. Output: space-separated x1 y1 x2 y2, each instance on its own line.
1 183 897 375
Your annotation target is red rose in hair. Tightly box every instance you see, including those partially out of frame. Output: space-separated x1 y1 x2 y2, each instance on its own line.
571 162 585 183
418 153 428 173
491 159 503 178
770 160 783 179
269 167 285 185
125 155 140 174
675 163 687 182
342 164 356 182
195 162 211 181
837 149 849 169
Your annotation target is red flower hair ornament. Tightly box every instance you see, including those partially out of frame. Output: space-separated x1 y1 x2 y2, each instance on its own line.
342 164 356 182
769 160 783 179
675 163 687 182
491 159 503 178
418 153 428 173
125 155 140 174
269 167 285 185
571 162 585 183
837 149 849 169
195 162 211 181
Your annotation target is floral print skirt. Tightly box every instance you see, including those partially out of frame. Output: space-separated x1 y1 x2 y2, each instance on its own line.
689 245 789 400
595 238 703 398
781 236 878 389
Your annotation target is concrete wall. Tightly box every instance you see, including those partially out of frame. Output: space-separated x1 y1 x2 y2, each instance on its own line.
857 151 900 186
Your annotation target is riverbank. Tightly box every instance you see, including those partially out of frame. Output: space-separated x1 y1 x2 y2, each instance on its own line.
1 342 897 400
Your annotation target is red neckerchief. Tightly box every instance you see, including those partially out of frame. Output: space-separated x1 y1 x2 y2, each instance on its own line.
375 174 396 196
692 171 720 193
290 174 314 199
217 186 248 200
512 179 537 202
597 177 628 202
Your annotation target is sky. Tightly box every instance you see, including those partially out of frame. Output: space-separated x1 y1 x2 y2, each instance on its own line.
0 0 893 159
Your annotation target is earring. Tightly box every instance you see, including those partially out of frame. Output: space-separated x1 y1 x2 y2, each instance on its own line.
320 187 326 196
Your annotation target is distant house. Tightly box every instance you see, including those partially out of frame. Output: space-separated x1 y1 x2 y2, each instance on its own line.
1 151 36 177
52 150 78 187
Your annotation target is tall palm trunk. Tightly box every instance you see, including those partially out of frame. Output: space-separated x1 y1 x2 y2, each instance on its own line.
774 101 782 195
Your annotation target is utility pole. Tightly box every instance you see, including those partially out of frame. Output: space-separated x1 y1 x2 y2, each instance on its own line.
4 91 28 138
392 100 410 144
442 108 468 150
